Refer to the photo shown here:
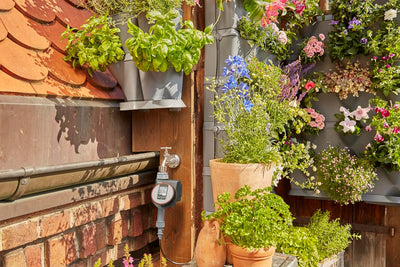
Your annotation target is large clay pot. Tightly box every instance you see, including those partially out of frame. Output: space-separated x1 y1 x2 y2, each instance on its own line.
194 220 226 267
228 244 275 267
209 159 273 203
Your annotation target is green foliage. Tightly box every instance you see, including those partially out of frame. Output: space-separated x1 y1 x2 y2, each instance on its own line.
125 10 214 74
316 146 377 205
237 16 294 61
62 14 124 75
276 210 360 267
138 254 153 267
203 185 294 250
131 0 195 17
86 0 134 15
307 210 361 261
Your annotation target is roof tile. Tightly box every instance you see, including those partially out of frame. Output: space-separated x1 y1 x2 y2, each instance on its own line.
0 0 124 100
42 20 68 53
87 70 118 90
0 20 7 41
0 69 37 95
14 0 57 23
65 0 87 8
56 0 93 29
0 0 15 11
40 47 86 86
0 7 51 50
0 38 48 81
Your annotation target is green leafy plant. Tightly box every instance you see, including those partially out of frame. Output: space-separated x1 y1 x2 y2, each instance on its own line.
125 10 214 74
315 146 377 205
62 14 124 75
131 0 196 17
203 185 294 250
307 210 361 261
364 97 400 172
85 0 134 15
277 210 360 267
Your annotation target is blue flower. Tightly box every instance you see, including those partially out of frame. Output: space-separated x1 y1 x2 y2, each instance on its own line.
237 82 249 98
221 75 237 93
360 38 367 44
225 55 244 68
242 99 254 112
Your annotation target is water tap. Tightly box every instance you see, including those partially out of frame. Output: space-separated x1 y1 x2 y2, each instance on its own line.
159 147 180 173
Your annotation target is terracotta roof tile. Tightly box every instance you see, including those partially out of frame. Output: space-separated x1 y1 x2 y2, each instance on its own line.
0 0 15 11
40 47 86 86
14 0 57 23
0 7 51 50
55 0 92 28
0 0 124 100
0 38 48 81
87 69 118 90
0 20 7 41
0 69 36 95
42 20 68 53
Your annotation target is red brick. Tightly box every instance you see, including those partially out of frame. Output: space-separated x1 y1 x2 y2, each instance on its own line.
130 234 148 251
116 241 129 259
100 197 119 218
68 259 87 267
2 220 39 250
40 210 71 237
143 187 153 205
73 204 98 227
121 192 142 210
25 243 43 267
129 209 143 237
141 205 157 230
95 220 107 251
107 219 122 245
78 223 97 258
121 210 129 238
92 249 113 267
46 232 77 267
4 249 26 267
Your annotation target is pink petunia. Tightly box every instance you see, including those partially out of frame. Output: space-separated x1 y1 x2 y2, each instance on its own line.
365 125 372 132
350 106 370 120
374 133 384 142
393 126 400 133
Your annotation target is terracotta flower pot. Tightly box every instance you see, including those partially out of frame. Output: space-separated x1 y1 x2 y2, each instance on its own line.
209 159 273 203
228 244 275 267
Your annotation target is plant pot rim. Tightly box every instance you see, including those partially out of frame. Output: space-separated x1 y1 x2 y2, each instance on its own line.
210 158 273 168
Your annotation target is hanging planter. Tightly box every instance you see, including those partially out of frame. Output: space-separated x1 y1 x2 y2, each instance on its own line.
108 13 143 102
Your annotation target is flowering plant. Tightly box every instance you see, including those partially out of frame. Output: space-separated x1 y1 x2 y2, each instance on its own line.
364 97 400 172
299 33 326 64
370 54 400 96
208 55 317 185
323 61 375 100
328 0 377 60
315 146 377 205
335 106 370 135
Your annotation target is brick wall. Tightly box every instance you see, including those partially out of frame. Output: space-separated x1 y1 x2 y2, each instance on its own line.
0 184 158 267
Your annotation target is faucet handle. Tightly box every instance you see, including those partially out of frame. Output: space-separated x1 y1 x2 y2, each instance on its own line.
161 147 172 155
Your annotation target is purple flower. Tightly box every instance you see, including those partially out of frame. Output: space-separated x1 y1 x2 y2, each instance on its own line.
243 99 253 112
373 56 377 60
330 20 340 25
390 53 395 57
348 17 361 29
386 64 391 68
360 38 367 44
343 29 348 35
382 56 386 60
378 69 382 73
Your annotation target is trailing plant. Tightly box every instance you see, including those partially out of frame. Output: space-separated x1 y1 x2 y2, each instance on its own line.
203 185 294 250
125 10 214 74
85 0 133 15
315 146 377 205
62 14 124 75
364 97 400 172
307 210 361 261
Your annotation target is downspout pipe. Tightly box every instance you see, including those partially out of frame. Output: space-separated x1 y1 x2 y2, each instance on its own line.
0 152 159 201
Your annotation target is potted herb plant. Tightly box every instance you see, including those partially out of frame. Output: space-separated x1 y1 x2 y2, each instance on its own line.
125 9 214 101
203 185 294 267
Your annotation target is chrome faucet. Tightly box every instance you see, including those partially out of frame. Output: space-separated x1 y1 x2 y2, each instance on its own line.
159 147 180 173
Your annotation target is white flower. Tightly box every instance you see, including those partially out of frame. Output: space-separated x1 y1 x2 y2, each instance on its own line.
339 117 357 133
350 106 370 120
269 23 279 35
277 31 287 44
339 106 352 117
384 9 397 21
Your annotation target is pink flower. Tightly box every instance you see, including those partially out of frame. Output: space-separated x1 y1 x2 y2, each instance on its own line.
365 125 372 132
381 109 390 117
393 126 400 133
339 117 356 133
310 111 319 118
309 121 317 127
350 106 370 120
304 81 316 90
383 121 389 128
316 114 325 123
340 106 351 117
319 33 325 41
317 121 325 130
394 104 399 109
304 108 315 113
374 133 384 142
277 31 287 44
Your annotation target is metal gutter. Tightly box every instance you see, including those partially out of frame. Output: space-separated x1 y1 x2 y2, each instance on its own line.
0 152 159 201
